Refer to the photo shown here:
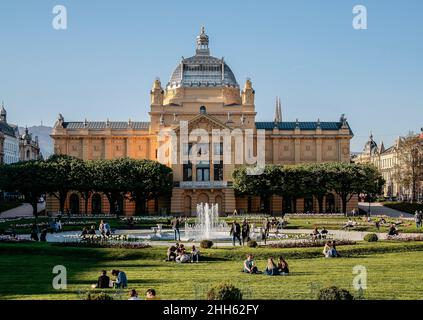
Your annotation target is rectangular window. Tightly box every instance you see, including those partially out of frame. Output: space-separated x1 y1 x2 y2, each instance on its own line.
214 143 223 156
213 161 224 181
183 162 192 181
196 162 210 182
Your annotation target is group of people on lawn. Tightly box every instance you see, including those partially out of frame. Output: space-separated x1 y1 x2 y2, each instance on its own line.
243 254 290 275
167 243 200 263
93 269 157 300
80 220 111 238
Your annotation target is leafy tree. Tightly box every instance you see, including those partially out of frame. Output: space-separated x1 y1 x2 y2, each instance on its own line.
302 163 333 213
90 158 132 215
327 162 384 214
44 155 82 213
0 161 48 221
277 165 308 213
233 165 281 214
125 159 173 215
73 160 96 215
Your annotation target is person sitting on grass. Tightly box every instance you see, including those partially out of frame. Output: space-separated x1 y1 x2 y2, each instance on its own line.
323 241 332 258
111 269 128 289
40 228 48 242
264 257 279 276
243 254 260 274
167 244 177 262
146 289 159 300
81 227 88 237
30 224 39 241
388 224 399 237
277 256 289 275
176 250 190 263
128 289 140 300
88 225 96 235
321 227 329 239
323 241 340 258
311 227 321 240
190 245 200 263
93 270 111 289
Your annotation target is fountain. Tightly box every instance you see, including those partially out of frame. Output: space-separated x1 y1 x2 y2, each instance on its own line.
185 203 228 240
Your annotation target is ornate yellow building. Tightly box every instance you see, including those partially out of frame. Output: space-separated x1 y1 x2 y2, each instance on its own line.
49 28 355 216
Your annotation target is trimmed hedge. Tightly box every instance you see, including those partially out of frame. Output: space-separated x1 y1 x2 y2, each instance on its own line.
200 240 214 249
317 286 354 300
207 282 243 300
384 202 423 215
364 233 379 242
247 240 258 248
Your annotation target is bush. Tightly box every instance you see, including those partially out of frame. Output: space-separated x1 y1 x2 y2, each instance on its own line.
247 240 258 248
86 292 114 300
364 233 378 242
317 286 354 300
200 240 214 249
207 282 243 301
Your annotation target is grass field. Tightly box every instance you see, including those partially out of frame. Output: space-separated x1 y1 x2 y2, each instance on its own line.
1 241 423 300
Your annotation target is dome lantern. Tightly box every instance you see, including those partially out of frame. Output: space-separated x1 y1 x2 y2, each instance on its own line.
196 26 210 56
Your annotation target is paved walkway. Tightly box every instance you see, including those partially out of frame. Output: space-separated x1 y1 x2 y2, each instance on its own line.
358 202 410 218
0 202 46 218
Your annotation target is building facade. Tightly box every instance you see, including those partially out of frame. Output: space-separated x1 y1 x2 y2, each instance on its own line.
19 127 42 161
354 133 423 201
0 103 42 165
49 28 356 216
0 103 20 164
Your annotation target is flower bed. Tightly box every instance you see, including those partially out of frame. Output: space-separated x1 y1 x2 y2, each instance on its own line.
54 241 151 249
267 239 356 249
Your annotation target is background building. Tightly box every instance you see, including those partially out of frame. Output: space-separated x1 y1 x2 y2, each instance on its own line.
0 103 42 164
354 132 423 201
50 28 355 216
0 103 19 164
19 127 42 161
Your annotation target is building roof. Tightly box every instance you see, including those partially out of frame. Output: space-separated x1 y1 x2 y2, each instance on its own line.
0 121 16 137
62 121 150 130
256 121 353 135
167 27 238 89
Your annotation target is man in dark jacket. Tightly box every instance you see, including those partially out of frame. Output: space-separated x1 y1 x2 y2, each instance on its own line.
230 220 242 246
96 270 111 289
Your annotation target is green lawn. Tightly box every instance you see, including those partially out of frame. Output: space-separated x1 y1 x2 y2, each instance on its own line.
1 241 423 300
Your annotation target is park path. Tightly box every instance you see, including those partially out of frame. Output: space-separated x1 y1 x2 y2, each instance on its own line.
358 202 410 218
0 202 45 218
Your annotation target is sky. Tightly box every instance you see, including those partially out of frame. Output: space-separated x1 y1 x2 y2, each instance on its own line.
0 0 422 152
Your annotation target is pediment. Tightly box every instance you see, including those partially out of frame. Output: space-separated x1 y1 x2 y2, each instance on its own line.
173 113 230 133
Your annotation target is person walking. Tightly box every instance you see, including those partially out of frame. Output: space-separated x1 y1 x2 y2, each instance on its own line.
230 220 242 246
241 219 250 245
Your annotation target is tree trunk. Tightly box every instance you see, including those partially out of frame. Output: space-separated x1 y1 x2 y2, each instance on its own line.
31 201 38 224
341 195 347 215
84 192 89 215
59 191 67 213
317 196 324 213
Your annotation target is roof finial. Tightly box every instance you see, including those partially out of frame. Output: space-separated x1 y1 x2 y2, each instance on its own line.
196 25 210 55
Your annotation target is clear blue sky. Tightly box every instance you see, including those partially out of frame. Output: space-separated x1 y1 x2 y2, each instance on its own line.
0 0 422 152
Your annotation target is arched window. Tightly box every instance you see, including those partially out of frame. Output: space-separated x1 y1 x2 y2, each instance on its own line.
26 150 30 159
69 194 80 215
184 195 192 216
200 106 206 114
91 194 102 215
